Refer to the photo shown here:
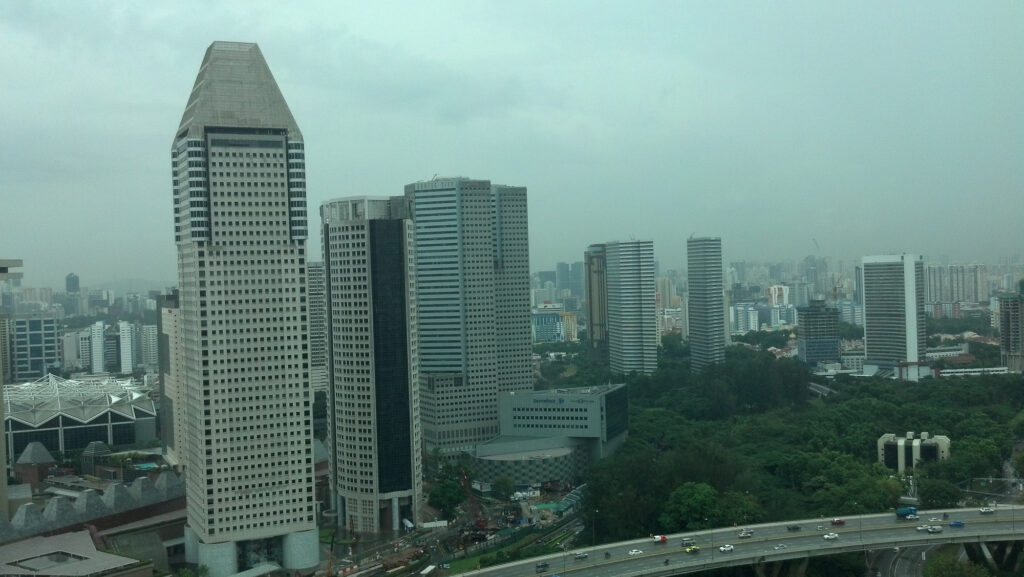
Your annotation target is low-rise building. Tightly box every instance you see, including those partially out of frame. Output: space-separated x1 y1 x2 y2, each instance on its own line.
469 384 628 486
877 432 950 474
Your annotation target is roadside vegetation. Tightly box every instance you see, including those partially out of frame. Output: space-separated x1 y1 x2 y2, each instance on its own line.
529 335 1023 576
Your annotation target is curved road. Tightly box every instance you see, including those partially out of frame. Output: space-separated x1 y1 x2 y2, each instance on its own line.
467 506 1024 577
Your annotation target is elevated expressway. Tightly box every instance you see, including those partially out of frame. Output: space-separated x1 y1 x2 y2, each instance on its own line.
471 506 1024 577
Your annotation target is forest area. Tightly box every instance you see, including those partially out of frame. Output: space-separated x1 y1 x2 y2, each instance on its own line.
540 336 1024 577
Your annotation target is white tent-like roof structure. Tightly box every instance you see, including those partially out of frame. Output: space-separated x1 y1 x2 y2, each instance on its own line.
4 374 156 427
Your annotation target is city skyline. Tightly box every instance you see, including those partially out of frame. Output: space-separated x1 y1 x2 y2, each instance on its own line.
4 2 1024 289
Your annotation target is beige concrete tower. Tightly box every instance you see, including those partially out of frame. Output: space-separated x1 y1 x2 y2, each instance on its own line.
172 43 316 576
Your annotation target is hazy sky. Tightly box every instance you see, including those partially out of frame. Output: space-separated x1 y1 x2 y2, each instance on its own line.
2 1 1022 291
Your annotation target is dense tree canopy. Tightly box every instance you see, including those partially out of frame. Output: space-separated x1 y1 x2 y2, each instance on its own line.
582 343 1024 556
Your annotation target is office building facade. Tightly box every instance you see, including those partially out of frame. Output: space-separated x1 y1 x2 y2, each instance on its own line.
11 314 60 382
172 42 316 575
306 261 327 393
402 178 532 457
603 240 657 375
862 254 927 379
687 237 726 372
321 197 422 534
584 245 608 348
797 299 840 366
999 282 1024 372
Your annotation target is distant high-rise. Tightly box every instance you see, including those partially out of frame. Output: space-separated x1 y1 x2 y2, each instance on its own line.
687 237 725 373
89 321 105 374
171 42 316 575
602 240 657 375
797 300 840 366
321 197 422 533
402 177 532 457
11 314 60 382
65 273 80 294
862 254 927 379
306 261 327 393
584 245 608 348
0 315 10 386
999 281 1024 373
0 258 20 519
157 291 183 465
118 321 135 374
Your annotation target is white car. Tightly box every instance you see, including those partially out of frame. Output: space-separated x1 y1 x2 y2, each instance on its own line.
719 544 735 553
738 530 753 538
773 544 787 550
928 517 941 522
905 514 920 520
916 525 930 531
927 525 943 533
823 533 839 540
628 549 643 556
980 507 995 514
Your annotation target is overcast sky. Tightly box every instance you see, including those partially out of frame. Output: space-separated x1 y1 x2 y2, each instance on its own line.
2 1 1022 291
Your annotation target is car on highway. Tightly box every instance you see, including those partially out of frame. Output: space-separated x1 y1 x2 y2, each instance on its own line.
535 562 549 573
980 507 995 514
928 517 941 522
773 544 787 550
905 514 920 520
916 525 930 532
823 532 839 540
685 545 701 554
738 529 754 538
719 544 735 553
786 524 801 532
573 552 588 560
927 525 943 533
831 518 846 526
950 520 965 528
628 549 643 556
680 537 696 547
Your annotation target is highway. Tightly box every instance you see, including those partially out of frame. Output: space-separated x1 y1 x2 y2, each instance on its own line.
467 506 1024 577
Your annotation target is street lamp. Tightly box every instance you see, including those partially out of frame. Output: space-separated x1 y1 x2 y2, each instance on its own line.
592 509 598 546
705 518 713 561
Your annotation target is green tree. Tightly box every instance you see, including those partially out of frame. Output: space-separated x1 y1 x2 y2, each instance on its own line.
658 482 720 532
428 479 464 518
717 491 767 526
918 478 962 509
492 476 514 502
924 556 992 577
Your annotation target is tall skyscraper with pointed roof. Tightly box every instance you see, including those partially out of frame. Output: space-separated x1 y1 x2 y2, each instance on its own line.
171 42 317 576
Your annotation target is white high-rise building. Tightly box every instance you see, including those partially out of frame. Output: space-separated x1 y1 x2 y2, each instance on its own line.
687 237 726 373
140 325 159 372
118 321 135 374
603 240 657 375
306 262 327 393
171 42 317 576
321 197 422 534
90 321 105 374
862 254 927 380
402 178 533 457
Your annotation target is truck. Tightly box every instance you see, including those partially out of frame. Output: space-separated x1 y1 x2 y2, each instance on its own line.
896 506 918 519
652 535 667 543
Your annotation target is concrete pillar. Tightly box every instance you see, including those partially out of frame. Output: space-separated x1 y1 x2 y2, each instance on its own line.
184 525 199 565
282 528 319 572
197 540 237 577
392 497 400 533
